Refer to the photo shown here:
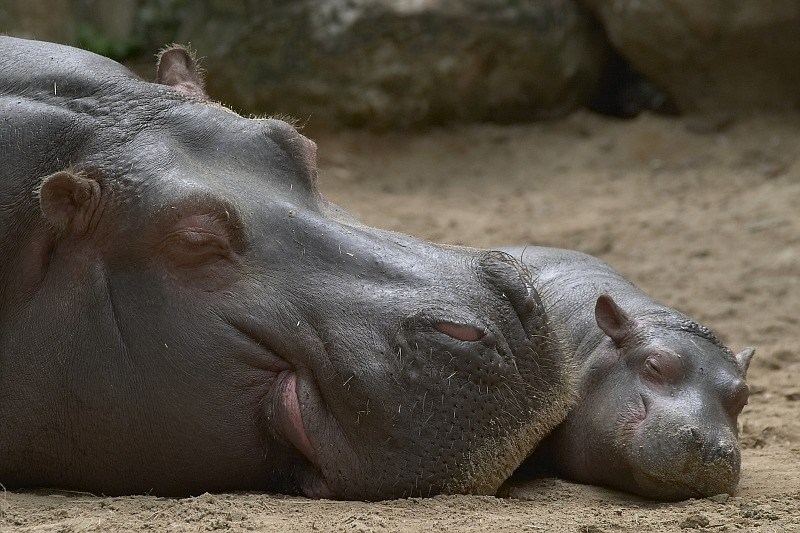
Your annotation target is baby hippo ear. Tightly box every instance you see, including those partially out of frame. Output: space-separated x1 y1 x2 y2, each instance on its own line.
156 45 208 99
39 171 100 233
735 347 755 376
595 294 633 347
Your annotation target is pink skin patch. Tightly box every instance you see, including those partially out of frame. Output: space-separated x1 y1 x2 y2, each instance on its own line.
282 372 317 464
434 322 484 342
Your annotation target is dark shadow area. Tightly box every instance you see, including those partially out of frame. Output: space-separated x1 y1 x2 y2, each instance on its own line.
588 49 679 119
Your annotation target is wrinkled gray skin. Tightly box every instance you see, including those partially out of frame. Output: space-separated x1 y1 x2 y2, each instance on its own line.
0 37 575 499
503 247 753 500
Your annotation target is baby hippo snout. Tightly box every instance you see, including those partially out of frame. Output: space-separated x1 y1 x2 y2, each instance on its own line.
680 425 739 467
704 437 739 466
635 420 741 499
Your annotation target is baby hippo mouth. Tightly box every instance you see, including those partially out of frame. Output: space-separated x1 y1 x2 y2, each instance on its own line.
629 422 742 500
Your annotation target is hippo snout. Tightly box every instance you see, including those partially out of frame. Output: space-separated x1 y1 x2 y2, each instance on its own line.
477 251 544 341
479 251 535 312
705 440 738 464
402 250 543 353
679 425 740 467
633 421 741 499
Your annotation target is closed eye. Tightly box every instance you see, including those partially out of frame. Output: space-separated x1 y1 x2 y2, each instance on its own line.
645 357 661 376
643 356 664 384
159 213 237 269
642 350 684 384
165 228 231 266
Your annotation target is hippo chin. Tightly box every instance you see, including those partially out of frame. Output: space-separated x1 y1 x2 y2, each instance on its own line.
505 247 753 500
0 37 574 499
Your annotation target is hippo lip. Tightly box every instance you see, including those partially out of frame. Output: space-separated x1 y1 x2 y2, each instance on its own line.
631 450 740 499
272 369 337 498
626 414 739 499
273 370 317 464
232 321 334 495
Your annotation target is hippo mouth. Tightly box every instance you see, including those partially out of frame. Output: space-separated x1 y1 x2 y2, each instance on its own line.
631 468 705 500
270 369 337 498
231 321 335 496
230 251 556 500
272 370 316 463
628 443 741 500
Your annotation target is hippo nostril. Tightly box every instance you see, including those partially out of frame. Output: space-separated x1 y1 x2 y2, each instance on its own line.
479 251 538 327
706 441 737 464
434 322 485 342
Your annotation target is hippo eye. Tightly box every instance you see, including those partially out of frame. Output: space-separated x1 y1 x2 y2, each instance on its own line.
167 231 231 268
643 351 684 384
162 214 235 268
644 356 662 380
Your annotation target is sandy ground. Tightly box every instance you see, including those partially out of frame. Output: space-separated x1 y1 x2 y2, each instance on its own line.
2 112 798 531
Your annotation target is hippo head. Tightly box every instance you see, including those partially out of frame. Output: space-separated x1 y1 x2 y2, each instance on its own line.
0 38 573 499
546 295 753 500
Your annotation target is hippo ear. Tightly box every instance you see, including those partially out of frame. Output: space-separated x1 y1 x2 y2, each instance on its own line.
39 170 101 233
156 45 207 99
595 294 633 347
735 347 755 376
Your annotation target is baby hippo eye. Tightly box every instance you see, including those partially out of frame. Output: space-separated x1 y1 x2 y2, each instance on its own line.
644 356 662 381
642 351 684 384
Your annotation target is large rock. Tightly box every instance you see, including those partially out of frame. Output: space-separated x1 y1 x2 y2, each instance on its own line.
172 0 608 128
586 0 800 114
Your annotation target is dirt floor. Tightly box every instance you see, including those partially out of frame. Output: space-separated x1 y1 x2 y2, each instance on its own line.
2 112 798 531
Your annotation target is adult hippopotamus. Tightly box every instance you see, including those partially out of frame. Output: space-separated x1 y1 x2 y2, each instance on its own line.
0 37 575 499
504 246 753 500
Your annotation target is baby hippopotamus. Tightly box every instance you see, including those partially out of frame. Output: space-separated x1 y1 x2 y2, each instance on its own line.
503 246 753 500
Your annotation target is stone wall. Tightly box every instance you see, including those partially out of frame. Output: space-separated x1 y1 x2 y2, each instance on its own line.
587 0 800 114
2 0 798 127
170 0 608 128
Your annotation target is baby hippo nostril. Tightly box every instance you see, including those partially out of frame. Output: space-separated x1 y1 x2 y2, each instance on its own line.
434 322 484 342
706 441 737 464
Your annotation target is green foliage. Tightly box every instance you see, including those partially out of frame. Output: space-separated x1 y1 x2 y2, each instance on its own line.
76 21 142 61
